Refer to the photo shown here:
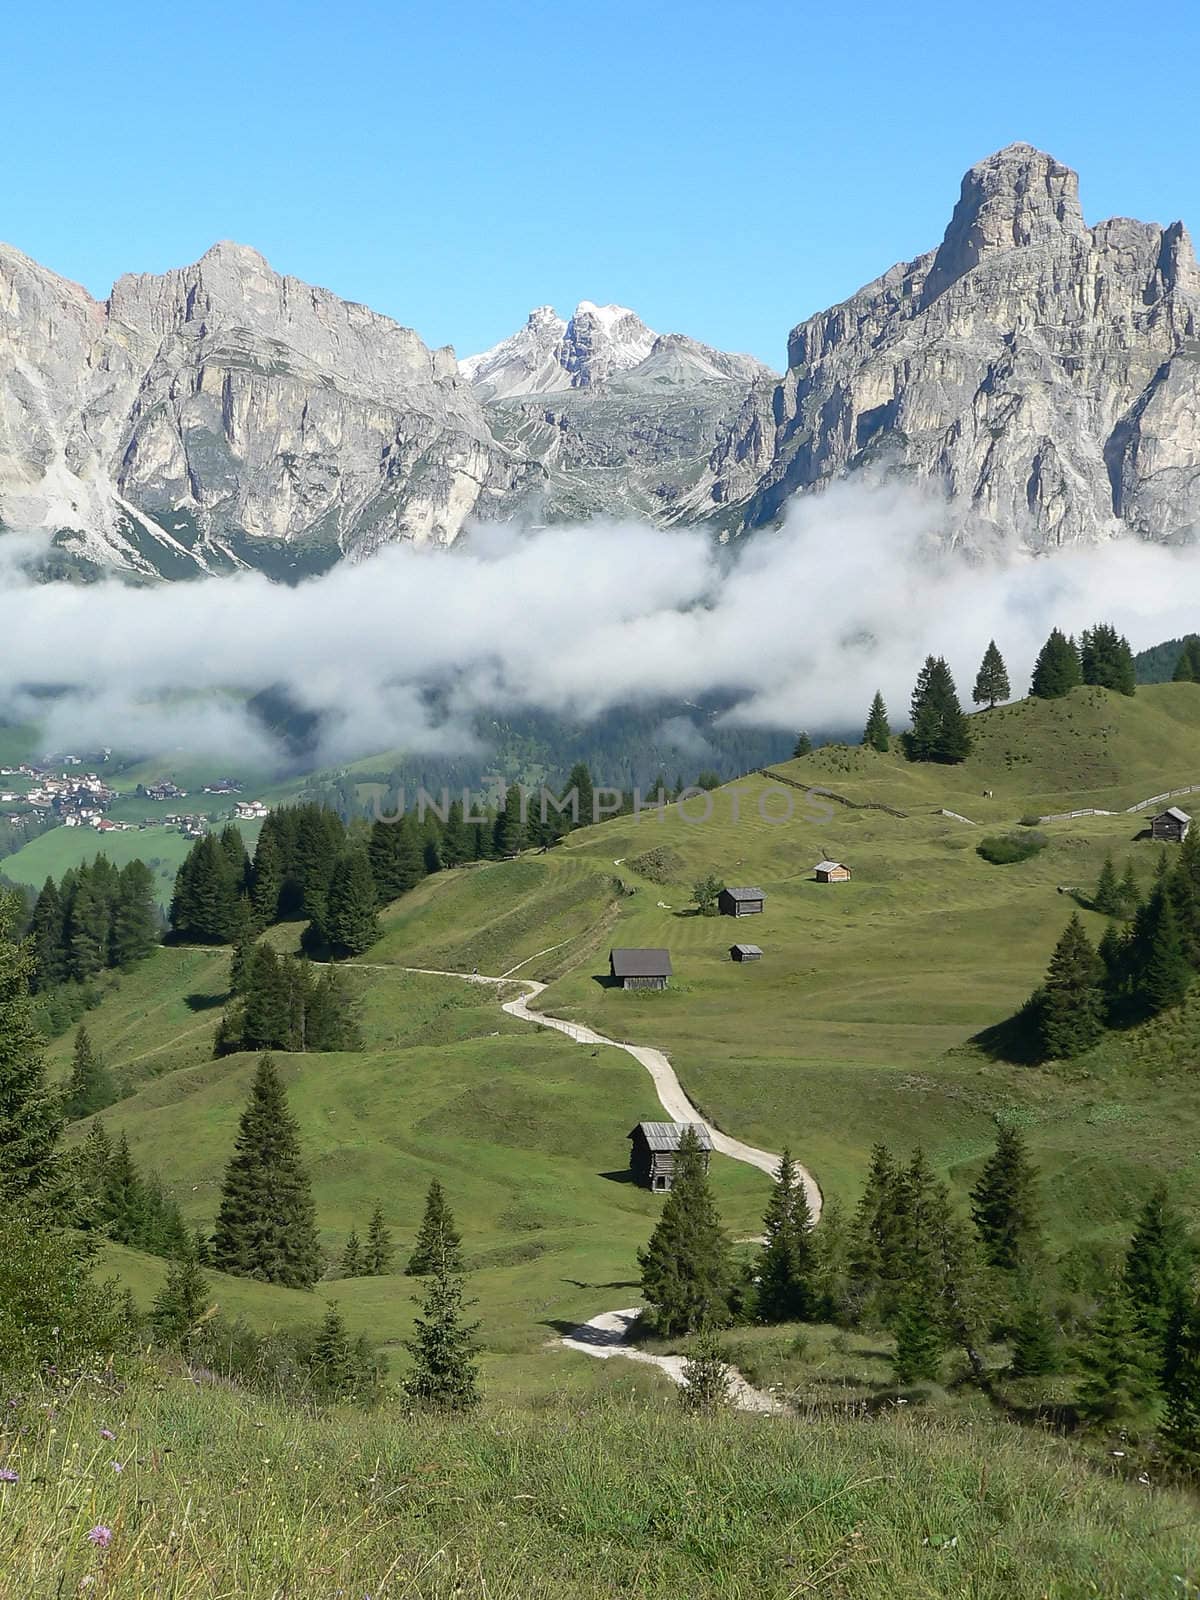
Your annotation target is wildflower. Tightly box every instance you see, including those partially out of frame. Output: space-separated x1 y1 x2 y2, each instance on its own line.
86 1525 112 1548
0 1468 17 1484
111 1462 123 1473
99 1429 115 1442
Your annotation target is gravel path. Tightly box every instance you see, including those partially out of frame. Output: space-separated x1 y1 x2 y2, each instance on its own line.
560 1307 783 1412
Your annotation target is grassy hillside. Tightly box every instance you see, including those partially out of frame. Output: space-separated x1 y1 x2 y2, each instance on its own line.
5 1377 1198 1600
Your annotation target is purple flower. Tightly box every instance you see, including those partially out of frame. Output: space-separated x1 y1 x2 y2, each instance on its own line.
111 1461 123 1473
0 1468 17 1483
99 1429 115 1442
86 1525 112 1548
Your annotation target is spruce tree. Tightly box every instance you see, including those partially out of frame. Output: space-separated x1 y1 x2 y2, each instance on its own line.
110 860 160 968
1162 1293 1200 1470
1135 891 1192 1016
367 815 426 906
170 834 239 944
756 1148 814 1323
322 847 381 957
366 1202 394 1274
240 945 292 1050
1172 637 1200 684
972 640 1011 708
1119 860 1141 914
679 1332 733 1412
407 1179 463 1275
970 1124 1041 1272
792 731 812 758
27 877 67 992
0 893 62 1199
1030 629 1083 699
250 824 284 925
1169 829 1200 968
493 784 527 856
566 762 595 830
1080 623 1136 696
1075 1283 1161 1427
150 1246 212 1352
862 692 890 753
341 1229 363 1277
403 1234 481 1411
848 1143 904 1315
1037 913 1106 1059
638 1127 732 1336
906 656 972 764
440 800 469 867
62 1026 118 1121
99 1132 151 1246
892 1285 944 1384
1124 1184 1194 1360
1093 855 1122 917
1009 1289 1059 1377
210 1056 322 1289
309 1303 360 1400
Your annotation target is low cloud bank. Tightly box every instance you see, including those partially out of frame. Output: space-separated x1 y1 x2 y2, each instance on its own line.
1 484 1198 768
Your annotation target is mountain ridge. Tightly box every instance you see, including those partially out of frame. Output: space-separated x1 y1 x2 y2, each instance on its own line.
2 141 1198 577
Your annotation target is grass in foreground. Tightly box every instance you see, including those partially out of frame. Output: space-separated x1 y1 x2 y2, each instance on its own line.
2 1375 1197 1599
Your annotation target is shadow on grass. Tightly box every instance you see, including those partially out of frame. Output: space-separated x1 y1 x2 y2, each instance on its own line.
598 1169 636 1185
971 997 1044 1066
184 991 226 1013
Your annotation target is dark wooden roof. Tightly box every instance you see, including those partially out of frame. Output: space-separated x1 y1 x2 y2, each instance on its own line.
610 947 673 977
722 885 765 901
628 1120 713 1152
1159 807 1192 823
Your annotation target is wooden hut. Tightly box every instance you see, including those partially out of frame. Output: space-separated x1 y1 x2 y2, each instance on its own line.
609 948 673 989
814 859 852 883
1151 807 1192 843
718 885 766 917
730 943 763 962
628 1121 713 1191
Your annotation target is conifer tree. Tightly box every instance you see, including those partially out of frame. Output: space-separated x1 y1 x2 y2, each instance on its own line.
66 870 110 981
250 824 284 925
1124 1184 1194 1360
892 1285 944 1385
972 640 1011 708
1036 913 1106 1059
1119 860 1141 913
638 1127 732 1336
27 877 67 992
322 847 381 956
341 1229 363 1277
403 1232 480 1411
493 783 527 856
566 762 595 830
74 1121 113 1228
211 1055 322 1289
862 692 890 753
1169 829 1200 967
1080 623 1136 696
407 1179 464 1276
100 1132 151 1245
1172 636 1200 683
1075 1283 1161 1427
366 1202 394 1274
848 1143 905 1314
679 1332 733 1412
1093 855 1123 917
970 1123 1041 1272
1137 892 1192 1016
906 656 972 764
150 1246 212 1352
241 945 292 1050
367 814 426 905
170 834 240 944
440 800 469 867
0 893 62 1199
110 860 160 967
1030 629 1083 698
756 1148 814 1323
1162 1293 1200 1469
792 731 812 758
309 1302 363 1400
62 1026 118 1121
227 898 258 996
1009 1289 1059 1377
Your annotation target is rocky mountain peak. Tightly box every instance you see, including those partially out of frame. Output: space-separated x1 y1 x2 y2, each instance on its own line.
921 143 1087 306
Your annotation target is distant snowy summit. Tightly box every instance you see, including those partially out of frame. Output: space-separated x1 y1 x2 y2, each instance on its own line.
461 302 771 401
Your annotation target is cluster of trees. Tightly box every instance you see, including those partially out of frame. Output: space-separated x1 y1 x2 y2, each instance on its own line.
638 1119 1200 1457
339 1203 394 1278
1032 838 1200 1058
28 857 160 992
62 1025 119 1119
75 1121 192 1257
217 943 362 1055
1171 636 1200 683
1031 624 1136 699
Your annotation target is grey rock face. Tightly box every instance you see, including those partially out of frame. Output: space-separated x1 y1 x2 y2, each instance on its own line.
742 144 1200 548
0 241 525 574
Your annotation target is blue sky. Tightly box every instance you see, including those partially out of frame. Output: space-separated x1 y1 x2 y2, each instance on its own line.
6 0 1196 365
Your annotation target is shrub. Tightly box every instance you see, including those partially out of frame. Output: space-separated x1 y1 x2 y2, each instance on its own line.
977 832 1048 865
626 847 684 885
1018 811 1044 828
0 1208 134 1380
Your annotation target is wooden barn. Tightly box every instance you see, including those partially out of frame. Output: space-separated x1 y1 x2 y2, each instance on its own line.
1151 807 1192 843
609 948 673 989
815 859 852 883
730 943 762 962
628 1121 713 1191
718 885 766 917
